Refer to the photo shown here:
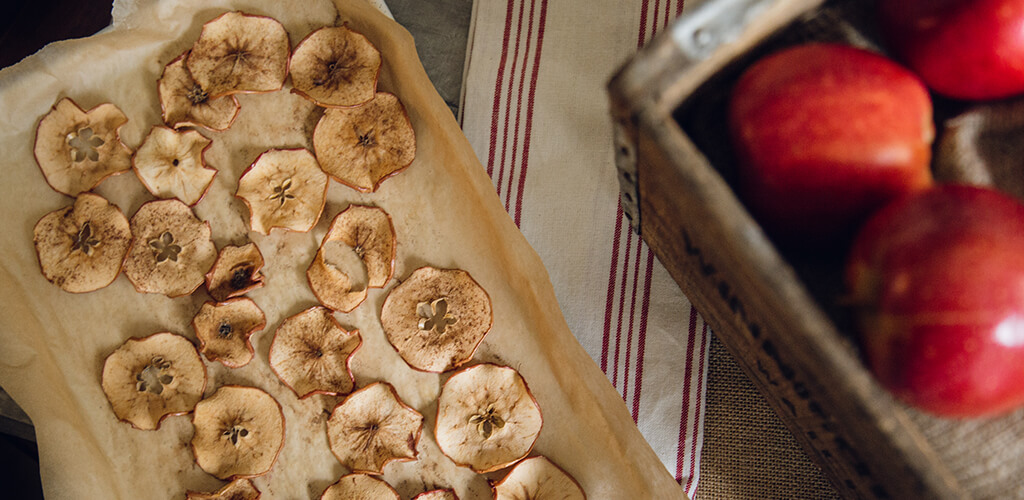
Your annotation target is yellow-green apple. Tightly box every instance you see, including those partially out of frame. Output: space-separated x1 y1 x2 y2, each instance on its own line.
878 0 1024 100
845 184 1024 418
729 43 934 244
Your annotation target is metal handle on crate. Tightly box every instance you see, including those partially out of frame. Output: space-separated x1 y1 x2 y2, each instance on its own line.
614 0 781 235
671 0 777 60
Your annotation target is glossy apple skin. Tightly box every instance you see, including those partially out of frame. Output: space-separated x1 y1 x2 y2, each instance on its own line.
729 43 934 244
878 0 1024 101
846 185 1024 418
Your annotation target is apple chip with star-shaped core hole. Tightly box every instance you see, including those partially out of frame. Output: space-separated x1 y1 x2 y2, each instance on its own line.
34 97 132 196
190 385 285 480
101 332 207 430
33 193 131 293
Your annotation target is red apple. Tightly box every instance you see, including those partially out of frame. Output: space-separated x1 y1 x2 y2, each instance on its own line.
845 184 1024 418
878 0 1024 101
729 43 934 244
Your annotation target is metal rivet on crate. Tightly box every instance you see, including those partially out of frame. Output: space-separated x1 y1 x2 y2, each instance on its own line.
672 0 774 60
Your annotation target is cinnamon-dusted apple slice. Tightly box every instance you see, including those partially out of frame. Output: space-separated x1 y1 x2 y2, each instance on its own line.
313 92 415 192
132 125 216 206
435 364 542 473
192 298 266 368
492 456 586 500
307 205 395 312
380 267 492 373
235 148 328 234
33 193 131 293
413 489 459 500
268 306 361 398
34 97 132 196
191 385 285 480
158 52 240 131
320 473 400 500
205 242 265 301
326 382 423 474
186 11 290 98
123 199 217 297
186 478 260 500
290 25 381 107
101 332 206 430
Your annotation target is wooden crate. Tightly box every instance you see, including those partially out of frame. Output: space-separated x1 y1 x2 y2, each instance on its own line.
608 0 1024 498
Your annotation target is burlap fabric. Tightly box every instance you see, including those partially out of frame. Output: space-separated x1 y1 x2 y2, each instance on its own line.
695 337 839 500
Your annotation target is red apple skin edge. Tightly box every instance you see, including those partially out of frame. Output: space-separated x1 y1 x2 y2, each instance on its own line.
729 43 934 244
878 0 1024 101
845 184 1024 418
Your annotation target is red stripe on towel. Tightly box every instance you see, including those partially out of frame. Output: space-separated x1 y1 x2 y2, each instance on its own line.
486 0 516 178
494 0 527 196
631 248 655 422
675 305 699 482
504 0 536 214
512 0 548 226
601 206 625 374
685 321 709 493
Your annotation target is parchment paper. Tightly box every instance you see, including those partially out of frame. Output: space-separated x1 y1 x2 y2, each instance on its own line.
0 0 684 498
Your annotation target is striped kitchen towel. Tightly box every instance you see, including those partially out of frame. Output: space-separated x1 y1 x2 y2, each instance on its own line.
459 0 710 496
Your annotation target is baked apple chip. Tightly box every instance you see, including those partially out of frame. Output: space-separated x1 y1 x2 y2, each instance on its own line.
413 490 459 500
320 473 400 500
186 11 290 97
307 205 395 312
191 385 285 480
33 193 130 293
380 266 492 373
435 364 542 473
290 25 381 107
205 242 265 301
34 97 132 196
158 52 240 131
326 382 423 474
132 125 216 206
236 148 328 234
492 456 586 500
186 478 260 500
123 199 217 297
313 92 415 192
101 332 206 430
192 298 266 368
268 306 361 398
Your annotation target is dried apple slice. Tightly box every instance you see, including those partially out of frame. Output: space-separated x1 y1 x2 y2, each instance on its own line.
290 25 381 107
320 473 400 500
186 11 291 97
413 489 459 500
186 478 260 500
205 242 265 301
313 92 415 192
236 148 329 234
380 267 492 373
158 52 241 131
435 364 542 473
192 298 266 368
34 97 132 196
33 193 131 293
123 199 217 297
191 385 285 480
326 382 423 474
492 456 586 500
307 205 395 312
268 306 361 398
132 125 216 206
101 332 206 430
